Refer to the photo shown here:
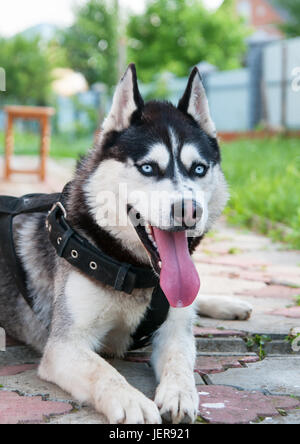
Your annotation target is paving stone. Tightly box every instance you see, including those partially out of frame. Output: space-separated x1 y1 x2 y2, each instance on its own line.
125 355 150 363
195 355 259 375
224 270 271 284
260 410 300 424
197 385 300 424
239 285 300 300
194 327 246 337
0 391 72 424
196 337 248 354
0 156 74 196
0 364 38 376
263 339 294 355
198 275 266 295
209 357 300 396
0 369 75 401
197 255 268 269
48 407 107 424
267 267 300 287
107 359 159 399
269 307 300 318
0 346 41 366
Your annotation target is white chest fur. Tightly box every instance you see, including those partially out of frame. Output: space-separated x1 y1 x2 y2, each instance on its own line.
64 271 152 356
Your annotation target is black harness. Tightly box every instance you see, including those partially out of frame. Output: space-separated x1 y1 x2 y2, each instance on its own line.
0 186 169 350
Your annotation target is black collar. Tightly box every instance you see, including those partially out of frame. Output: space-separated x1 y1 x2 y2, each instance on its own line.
46 201 158 294
46 196 170 350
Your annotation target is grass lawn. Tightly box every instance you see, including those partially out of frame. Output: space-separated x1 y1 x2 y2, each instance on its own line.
0 131 299 249
221 137 300 249
0 130 93 159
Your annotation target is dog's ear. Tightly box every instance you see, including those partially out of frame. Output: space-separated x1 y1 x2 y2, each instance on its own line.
102 63 144 133
178 67 216 138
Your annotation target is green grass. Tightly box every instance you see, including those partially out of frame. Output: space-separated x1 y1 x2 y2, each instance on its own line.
221 137 300 249
0 130 92 159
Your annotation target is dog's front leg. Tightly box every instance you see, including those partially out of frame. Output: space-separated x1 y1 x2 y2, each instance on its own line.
39 339 161 424
152 306 198 424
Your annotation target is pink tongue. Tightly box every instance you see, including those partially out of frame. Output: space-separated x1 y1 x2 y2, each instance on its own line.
153 228 200 308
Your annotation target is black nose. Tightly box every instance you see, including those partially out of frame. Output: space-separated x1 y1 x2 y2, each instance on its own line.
171 199 203 229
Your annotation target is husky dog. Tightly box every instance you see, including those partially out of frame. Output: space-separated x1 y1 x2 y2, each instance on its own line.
0 65 251 424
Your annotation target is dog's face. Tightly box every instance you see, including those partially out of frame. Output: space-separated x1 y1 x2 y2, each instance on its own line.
85 64 228 307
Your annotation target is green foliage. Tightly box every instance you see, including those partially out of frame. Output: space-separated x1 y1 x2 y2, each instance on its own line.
285 333 300 344
274 0 300 37
127 0 248 83
0 131 92 159
295 295 300 306
246 335 271 360
0 35 52 105
222 137 300 250
61 0 118 89
71 96 99 137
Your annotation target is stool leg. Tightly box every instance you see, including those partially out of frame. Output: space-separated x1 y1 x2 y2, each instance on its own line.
4 115 14 180
40 116 50 181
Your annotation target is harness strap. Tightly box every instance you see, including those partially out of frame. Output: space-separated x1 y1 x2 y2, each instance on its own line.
130 283 170 350
0 192 61 308
47 203 158 294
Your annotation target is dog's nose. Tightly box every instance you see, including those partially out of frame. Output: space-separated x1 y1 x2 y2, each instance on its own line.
171 199 203 229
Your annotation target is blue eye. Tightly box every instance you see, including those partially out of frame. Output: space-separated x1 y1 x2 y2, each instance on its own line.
139 164 156 176
193 164 207 177
142 165 153 173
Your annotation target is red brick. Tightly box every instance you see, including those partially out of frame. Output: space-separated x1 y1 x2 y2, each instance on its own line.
238 285 300 300
194 327 246 338
269 307 300 319
0 364 38 376
0 391 72 424
195 356 259 376
197 385 300 424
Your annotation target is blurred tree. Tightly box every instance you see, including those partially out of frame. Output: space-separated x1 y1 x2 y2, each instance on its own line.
61 0 118 89
0 35 52 105
274 0 300 37
127 0 248 83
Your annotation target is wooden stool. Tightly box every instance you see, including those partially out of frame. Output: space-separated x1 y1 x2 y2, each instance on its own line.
4 105 55 181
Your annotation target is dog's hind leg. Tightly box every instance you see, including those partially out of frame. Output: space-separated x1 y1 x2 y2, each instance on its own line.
151 305 198 424
195 294 252 320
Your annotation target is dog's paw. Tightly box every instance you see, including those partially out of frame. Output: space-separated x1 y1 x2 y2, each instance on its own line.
211 298 252 320
96 382 162 424
154 379 198 424
196 295 253 320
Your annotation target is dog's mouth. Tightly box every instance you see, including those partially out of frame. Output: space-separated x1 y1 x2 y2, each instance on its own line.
128 206 200 308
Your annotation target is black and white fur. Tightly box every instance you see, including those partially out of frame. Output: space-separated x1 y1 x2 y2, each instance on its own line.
0 65 252 424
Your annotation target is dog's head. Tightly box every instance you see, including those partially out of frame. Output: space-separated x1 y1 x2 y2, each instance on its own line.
84 64 229 307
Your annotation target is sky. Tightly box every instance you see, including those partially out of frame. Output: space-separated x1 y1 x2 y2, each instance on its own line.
0 0 224 37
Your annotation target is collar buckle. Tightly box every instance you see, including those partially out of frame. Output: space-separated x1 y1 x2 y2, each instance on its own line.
48 201 67 219
46 202 67 231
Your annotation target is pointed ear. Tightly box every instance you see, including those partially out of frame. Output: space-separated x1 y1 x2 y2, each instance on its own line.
102 63 144 133
178 67 217 138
